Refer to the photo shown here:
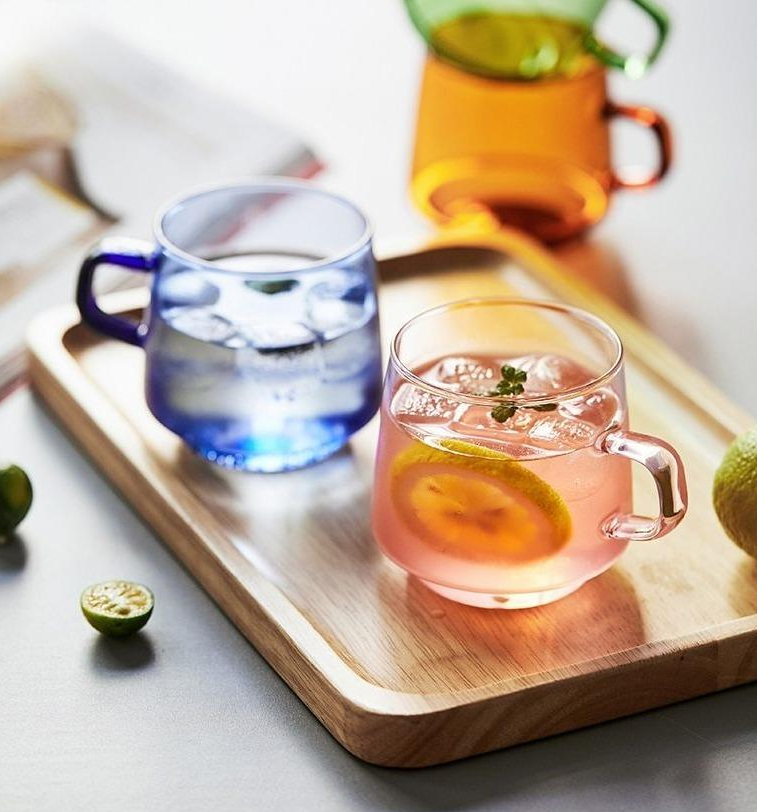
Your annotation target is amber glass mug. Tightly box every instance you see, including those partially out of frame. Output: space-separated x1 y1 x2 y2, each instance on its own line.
410 57 672 242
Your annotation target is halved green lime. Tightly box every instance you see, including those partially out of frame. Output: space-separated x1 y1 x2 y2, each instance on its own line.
80 580 154 637
0 463 33 540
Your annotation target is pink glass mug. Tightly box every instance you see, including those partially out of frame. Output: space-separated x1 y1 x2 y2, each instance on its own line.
370 298 687 608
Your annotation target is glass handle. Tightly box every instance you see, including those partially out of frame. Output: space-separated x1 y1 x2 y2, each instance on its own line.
605 101 673 191
585 0 670 78
600 429 687 541
76 238 156 347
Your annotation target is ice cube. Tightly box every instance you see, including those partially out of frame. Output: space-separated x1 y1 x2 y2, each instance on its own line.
527 414 598 449
558 389 621 428
451 404 541 436
555 451 613 501
237 319 317 353
165 306 237 345
305 273 372 339
160 273 219 308
319 320 379 381
520 354 593 395
427 356 500 394
231 320 322 398
391 384 457 424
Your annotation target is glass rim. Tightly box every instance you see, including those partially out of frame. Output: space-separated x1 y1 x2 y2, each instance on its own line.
152 177 373 276
424 50 607 86
389 297 624 407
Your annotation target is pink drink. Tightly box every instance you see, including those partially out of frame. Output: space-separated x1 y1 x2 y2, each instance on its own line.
371 352 633 608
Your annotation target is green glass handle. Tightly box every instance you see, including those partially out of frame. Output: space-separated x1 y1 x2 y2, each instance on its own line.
584 0 670 78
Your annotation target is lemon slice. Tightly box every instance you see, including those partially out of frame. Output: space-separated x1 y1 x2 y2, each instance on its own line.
81 581 154 637
391 440 571 563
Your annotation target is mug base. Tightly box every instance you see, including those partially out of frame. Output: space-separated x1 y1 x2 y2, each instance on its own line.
418 577 586 609
187 437 348 473
411 155 610 243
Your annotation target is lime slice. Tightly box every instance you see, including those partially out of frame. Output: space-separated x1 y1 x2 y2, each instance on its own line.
0 463 33 540
391 439 571 563
80 581 154 637
714 428 757 557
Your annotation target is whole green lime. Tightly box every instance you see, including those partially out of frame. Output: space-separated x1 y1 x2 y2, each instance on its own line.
0 464 33 541
713 428 757 557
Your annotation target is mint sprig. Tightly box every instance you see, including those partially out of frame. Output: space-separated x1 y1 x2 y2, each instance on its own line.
488 364 557 423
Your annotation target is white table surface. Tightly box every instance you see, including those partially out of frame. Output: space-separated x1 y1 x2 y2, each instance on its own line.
2 1 757 809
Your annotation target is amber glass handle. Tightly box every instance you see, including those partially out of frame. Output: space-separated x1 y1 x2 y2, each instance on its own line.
606 102 673 191
600 429 687 541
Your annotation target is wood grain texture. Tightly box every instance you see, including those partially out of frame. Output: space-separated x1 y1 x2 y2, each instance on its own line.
26 235 757 767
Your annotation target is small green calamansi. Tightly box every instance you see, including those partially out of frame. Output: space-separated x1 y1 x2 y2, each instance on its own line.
80 580 154 637
713 427 757 558
0 463 33 541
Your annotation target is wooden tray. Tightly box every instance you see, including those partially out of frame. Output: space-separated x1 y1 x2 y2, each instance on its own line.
27 233 757 768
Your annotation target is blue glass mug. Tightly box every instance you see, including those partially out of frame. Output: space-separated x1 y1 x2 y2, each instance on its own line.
76 179 383 472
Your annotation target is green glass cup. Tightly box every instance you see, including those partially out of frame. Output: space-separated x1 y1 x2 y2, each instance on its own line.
404 0 670 79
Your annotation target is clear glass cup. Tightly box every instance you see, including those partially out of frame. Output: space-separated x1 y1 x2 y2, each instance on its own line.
76 179 382 472
371 298 687 609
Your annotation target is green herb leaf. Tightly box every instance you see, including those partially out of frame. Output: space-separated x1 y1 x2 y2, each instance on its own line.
245 279 299 295
491 404 517 423
488 364 557 424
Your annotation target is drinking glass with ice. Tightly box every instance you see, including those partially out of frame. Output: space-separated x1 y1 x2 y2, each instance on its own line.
76 180 382 472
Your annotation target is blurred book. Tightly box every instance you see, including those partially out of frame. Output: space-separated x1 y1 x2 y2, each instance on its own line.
0 27 321 396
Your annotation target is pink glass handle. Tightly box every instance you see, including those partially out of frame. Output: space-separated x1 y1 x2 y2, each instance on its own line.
600 429 687 541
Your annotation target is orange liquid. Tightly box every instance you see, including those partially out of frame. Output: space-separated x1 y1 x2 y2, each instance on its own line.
411 57 616 242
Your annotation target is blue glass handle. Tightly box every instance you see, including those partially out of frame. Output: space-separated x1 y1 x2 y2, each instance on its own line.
76 238 157 347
